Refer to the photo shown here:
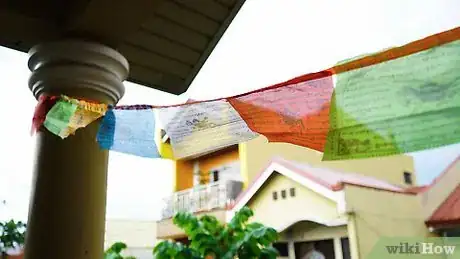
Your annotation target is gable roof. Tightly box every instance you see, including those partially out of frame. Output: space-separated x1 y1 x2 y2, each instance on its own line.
426 184 460 228
230 157 419 212
284 158 412 193
425 156 460 189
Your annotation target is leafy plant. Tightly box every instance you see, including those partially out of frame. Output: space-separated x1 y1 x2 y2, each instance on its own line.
0 220 26 259
104 242 137 259
198 170 210 185
154 206 278 259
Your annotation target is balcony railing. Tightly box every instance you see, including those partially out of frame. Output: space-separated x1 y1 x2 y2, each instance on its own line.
161 180 243 220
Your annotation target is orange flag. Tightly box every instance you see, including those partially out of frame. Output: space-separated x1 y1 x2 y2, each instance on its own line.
228 71 333 152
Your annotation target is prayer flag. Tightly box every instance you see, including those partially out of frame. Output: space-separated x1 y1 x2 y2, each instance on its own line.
43 100 78 138
228 71 334 152
158 100 258 159
59 97 108 138
96 108 160 158
323 39 460 160
31 95 57 135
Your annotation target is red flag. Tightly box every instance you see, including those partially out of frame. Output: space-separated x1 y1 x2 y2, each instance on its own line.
228 71 333 152
31 95 58 135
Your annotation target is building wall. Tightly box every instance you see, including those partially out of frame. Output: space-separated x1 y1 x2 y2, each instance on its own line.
247 173 342 231
196 146 239 173
105 220 157 259
343 185 432 259
174 146 241 191
175 160 194 191
240 136 415 187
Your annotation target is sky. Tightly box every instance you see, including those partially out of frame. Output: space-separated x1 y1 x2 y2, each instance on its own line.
1 0 460 222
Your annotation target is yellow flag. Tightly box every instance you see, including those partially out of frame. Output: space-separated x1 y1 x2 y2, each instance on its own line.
59 96 108 138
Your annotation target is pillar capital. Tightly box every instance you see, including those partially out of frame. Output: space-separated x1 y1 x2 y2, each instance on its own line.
28 40 129 104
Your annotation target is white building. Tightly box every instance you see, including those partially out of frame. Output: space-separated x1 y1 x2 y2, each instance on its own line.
105 220 157 259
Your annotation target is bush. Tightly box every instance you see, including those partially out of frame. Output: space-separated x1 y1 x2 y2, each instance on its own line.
154 206 278 259
104 242 136 259
0 220 26 259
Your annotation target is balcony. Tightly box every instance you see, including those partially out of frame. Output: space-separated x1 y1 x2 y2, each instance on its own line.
161 180 243 220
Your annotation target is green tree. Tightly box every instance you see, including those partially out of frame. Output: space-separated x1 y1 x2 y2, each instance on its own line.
153 206 278 259
104 242 136 259
0 220 26 259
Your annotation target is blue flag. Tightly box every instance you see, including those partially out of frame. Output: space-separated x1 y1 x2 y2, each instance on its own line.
96 108 160 158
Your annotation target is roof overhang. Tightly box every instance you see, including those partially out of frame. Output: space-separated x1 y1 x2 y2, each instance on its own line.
276 217 348 233
0 0 245 95
426 219 460 231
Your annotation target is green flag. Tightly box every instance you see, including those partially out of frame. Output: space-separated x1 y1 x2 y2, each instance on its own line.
43 100 78 138
323 40 460 160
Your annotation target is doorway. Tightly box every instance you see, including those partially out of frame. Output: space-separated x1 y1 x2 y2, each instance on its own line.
295 239 334 259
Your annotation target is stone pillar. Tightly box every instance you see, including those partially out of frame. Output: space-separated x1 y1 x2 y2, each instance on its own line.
24 40 128 259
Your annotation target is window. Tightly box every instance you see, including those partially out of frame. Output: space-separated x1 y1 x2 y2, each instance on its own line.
208 161 242 183
272 191 278 200
281 189 287 199
212 170 219 182
273 243 289 257
445 229 460 237
403 172 413 185
290 188 296 197
341 238 351 259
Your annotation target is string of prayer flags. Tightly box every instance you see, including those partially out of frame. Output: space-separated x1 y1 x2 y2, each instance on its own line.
228 71 334 152
30 26 460 161
323 38 460 160
158 100 258 159
96 107 160 158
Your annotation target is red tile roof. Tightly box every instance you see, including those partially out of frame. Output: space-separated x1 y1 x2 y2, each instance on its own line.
405 186 429 193
277 158 415 194
424 157 460 228
426 184 460 228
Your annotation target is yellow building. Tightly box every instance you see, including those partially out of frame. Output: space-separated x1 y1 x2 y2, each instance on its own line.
228 155 460 259
156 121 460 258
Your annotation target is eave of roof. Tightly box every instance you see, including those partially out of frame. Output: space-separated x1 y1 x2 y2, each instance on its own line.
424 156 460 228
425 183 460 228
0 0 246 95
230 157 421 211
